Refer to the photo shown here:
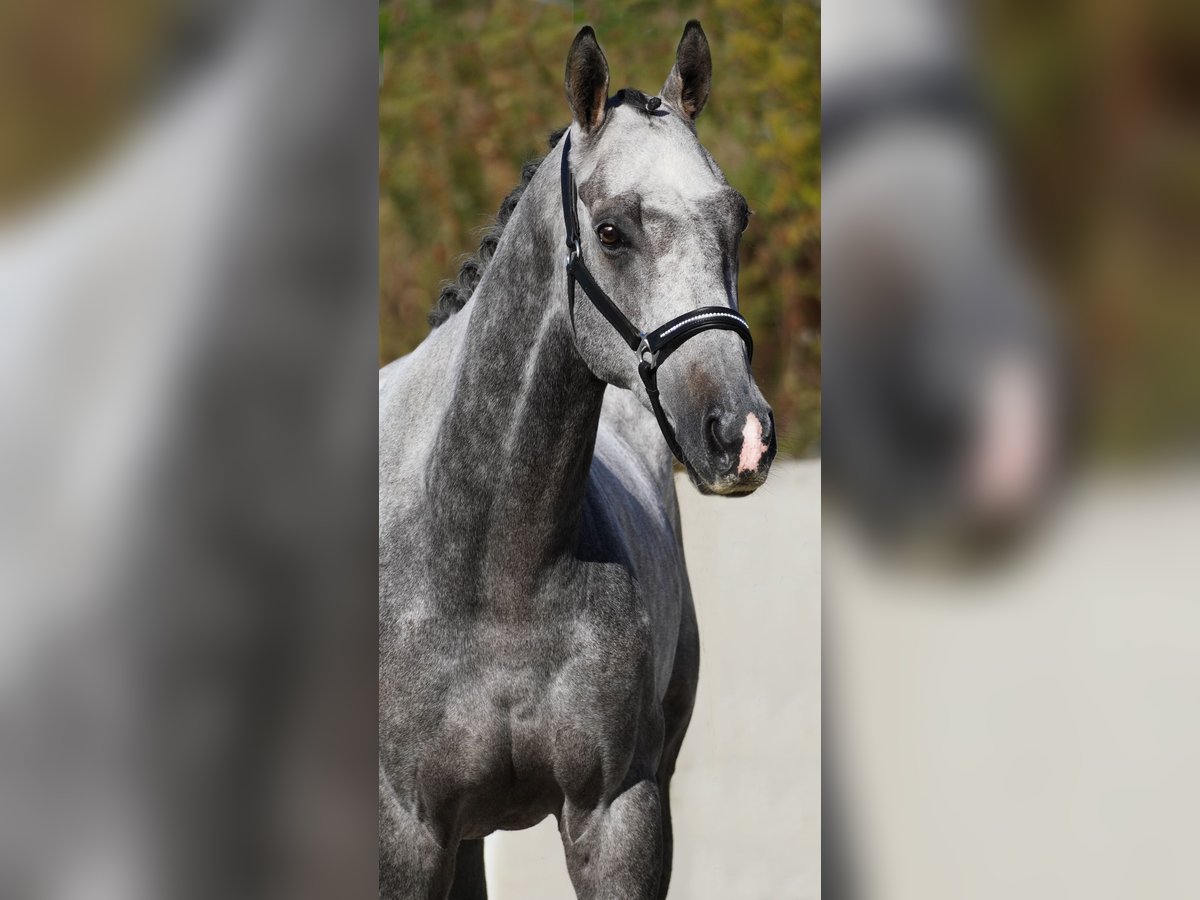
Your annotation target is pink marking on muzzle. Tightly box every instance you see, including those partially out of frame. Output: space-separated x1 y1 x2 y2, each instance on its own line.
738 413 768 473
965 356 1049 517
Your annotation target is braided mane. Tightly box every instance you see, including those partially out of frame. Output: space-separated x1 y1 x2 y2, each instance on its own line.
428 127 567 327
428 89 659 328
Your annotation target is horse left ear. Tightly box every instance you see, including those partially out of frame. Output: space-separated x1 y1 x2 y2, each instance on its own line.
661 20 712 121
565 26 610 133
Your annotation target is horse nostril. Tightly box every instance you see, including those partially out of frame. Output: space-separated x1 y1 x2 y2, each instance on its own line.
705 409 744 457
705 412 725 455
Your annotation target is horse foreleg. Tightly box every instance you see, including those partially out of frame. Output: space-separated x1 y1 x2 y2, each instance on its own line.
448 839 488 900
560 779 664 900
657 600 700 898
379 771 455 900
656 776 678 900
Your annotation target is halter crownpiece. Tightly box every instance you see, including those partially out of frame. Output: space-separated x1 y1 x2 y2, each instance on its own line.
559 129 754 467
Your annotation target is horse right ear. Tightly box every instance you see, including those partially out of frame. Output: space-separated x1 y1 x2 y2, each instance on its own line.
564 26 610 134
661 20 711 121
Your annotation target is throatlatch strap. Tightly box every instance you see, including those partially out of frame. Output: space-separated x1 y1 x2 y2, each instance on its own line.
559 126 755 467
560 132 580 252
561 132 642 351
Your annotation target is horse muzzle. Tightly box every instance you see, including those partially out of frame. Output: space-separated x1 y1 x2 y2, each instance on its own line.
689 405 777 496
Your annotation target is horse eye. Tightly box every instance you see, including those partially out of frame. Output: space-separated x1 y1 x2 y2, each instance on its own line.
740 210 752 233
596 223 621 246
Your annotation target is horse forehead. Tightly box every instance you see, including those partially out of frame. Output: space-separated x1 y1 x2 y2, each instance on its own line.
592 117 724 201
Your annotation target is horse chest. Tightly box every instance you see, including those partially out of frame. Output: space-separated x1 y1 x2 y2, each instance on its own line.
389 586 662 835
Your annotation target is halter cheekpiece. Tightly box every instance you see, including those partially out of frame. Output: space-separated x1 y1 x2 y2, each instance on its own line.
559 128 754 467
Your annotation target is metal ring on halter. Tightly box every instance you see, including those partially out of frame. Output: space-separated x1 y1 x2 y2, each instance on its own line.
636 336 658 369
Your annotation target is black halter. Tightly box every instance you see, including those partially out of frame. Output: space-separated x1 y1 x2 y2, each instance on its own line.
559 129 754 466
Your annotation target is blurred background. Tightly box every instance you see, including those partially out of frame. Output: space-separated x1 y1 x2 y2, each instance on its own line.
825 1 1200 898
0 2 377 898
980 0 1200 463
379 0 822 455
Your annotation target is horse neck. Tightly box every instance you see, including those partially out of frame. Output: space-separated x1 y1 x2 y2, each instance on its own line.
427 145 606 608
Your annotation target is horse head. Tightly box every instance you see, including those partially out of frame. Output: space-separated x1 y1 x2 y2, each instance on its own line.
560 23 776 496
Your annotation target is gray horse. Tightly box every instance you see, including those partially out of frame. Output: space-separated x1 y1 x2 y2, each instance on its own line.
379 22 775 899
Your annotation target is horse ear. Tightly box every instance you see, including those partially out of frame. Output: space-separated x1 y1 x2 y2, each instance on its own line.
661 20 712 121
564 26 610 134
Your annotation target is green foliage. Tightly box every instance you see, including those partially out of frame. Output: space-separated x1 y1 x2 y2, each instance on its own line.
380 0 820 455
